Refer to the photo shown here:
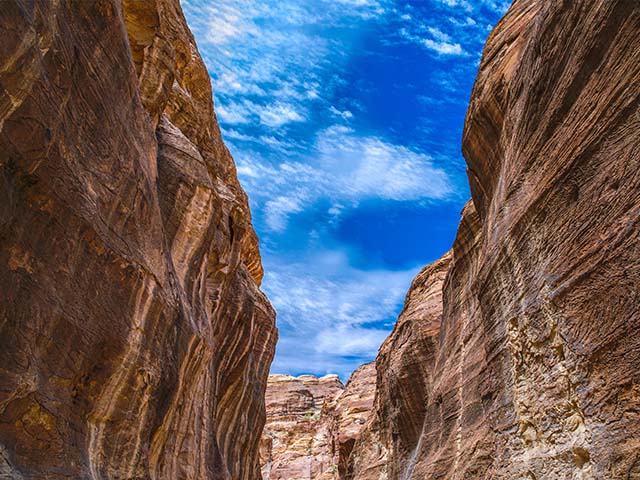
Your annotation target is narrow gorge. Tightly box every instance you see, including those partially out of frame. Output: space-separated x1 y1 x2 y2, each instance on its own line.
1 0 639 480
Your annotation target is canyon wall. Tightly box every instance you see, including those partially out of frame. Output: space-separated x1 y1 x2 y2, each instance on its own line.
349 1 640 479
260 364 376 480
0 1 276 479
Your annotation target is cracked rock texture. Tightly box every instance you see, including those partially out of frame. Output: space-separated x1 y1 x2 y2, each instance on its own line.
260 363 376 480
349 1 640 479
0 1 276 479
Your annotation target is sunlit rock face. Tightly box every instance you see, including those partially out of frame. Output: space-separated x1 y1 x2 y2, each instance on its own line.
350 1 640 479
261 364 376 480
0 1 276 479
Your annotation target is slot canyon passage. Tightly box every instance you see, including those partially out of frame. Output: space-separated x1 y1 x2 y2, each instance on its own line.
0 0 639 479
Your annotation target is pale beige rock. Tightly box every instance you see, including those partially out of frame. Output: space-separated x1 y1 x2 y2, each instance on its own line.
261 364 376 480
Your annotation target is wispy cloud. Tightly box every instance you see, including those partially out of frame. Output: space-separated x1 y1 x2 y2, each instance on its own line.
259 103 306 127
401 25 467 56
438 0 511 14
265 249 420 379
237 125 454 231
183 0 391 134
182 0 507 380
421 38 465 55
439 0 473 11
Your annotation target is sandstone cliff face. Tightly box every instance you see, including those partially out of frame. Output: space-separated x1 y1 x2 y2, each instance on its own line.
350 1 640 479
350 252 452 479
0 1 276 479
261 364 376 480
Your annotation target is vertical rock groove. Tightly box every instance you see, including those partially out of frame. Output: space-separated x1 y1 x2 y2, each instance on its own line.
0 0 276 478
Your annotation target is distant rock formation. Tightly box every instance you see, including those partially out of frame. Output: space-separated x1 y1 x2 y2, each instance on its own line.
0 1 276 478
260 363 376 479
348 1 640 479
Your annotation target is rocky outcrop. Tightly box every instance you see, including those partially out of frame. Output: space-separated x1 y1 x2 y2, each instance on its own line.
328 363 377 479
350 1 640 479
260 374 344 480
261 364 376 480
350 253 452 479
0 1 276 479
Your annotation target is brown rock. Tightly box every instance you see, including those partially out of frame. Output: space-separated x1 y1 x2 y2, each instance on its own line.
349 252 452 479
261 364 376 480
261 373 344 480
350 1 640 479
0 1 276 479
329 363 377 480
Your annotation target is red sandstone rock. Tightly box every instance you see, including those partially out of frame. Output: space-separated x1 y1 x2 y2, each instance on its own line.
350 1 640 479
261 364 376 480
349 252 452 479
328 363 377 479
0 1 276 478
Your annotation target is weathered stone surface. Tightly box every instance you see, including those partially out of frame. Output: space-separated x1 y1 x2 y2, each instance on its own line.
350 1 640 479
261 364 376 480
261 374 344 480
328 363 377 480
0 1 276 479
350 253 452 479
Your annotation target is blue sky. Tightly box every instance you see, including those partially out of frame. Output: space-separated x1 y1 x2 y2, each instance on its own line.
182 0 510 380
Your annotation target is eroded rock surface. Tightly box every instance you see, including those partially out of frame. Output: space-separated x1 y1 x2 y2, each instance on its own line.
0 1 276 479
349 1 640 479
350 252 452 479
261 364 376 480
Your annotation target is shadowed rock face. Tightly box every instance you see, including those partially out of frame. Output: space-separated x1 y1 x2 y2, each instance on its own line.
0 1 276 479
350 253 452 480
350 1 640 479
260 364 376 480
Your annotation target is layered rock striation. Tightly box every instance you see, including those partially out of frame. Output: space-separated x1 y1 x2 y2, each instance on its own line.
260 363 376 480
0 1 276 479
350 252 452 479
349 1 640 479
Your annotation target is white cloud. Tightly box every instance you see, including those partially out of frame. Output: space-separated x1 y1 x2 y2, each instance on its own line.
259 103 306 127
264 195 306 231
439 0 473 12
420 27 465 56
182 0 390 132
400 24 466 57
221 128 254 142
237 126 453 231
264 249 421 379
427 27 452 42
318 126 451 200
316 325 389 357
215 100 255 124
421 38 464 55
438 0 512 15
329 106 354 120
